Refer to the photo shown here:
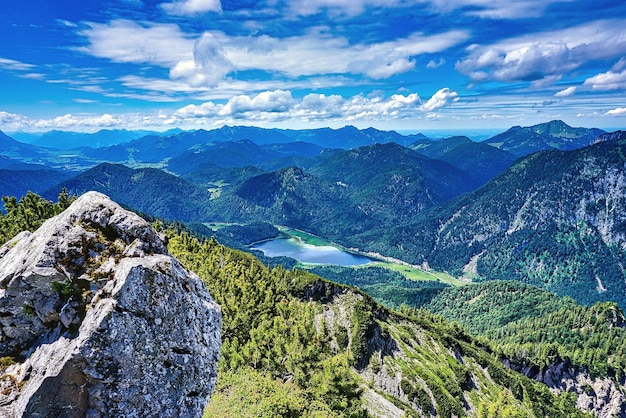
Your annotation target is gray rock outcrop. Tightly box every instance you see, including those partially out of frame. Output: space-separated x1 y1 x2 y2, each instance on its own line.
0 191 221 417
504 359 626 418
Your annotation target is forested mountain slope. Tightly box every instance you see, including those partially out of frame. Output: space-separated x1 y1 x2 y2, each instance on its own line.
352 137 626 308
0 169 71 199
410 136 518 186
309 142 479 213
422 280 626 417
168 232 585 418
205 166 363 238
200 142 483 240
46 163 210 221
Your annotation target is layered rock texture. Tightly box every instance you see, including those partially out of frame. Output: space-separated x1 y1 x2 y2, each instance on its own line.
0 191 221 417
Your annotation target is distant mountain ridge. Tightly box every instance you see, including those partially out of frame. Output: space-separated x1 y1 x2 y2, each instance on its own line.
45 163 210 221
0 130 43 159
484 120 606 156
410 135 518 186
197 142 484 240
11 128 181 149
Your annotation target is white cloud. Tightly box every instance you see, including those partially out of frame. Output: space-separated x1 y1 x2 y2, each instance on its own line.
419 88 459 112
0 111 29 130
3 88 622 132
427 58 445 69
78 20 468 89
584 69 626 91
174 88 455 123
282 0 569 19
170 32 232 87
6 89 450 130
220 90 296 115
285 0 407 16
456 19 626 84
31 113 123 130
606 107 626 116
435 0 572 19
221 29 468 80
555 86 576 97
0 57 35 71
77 20 194 66
57 19 78 28
161 0 221 15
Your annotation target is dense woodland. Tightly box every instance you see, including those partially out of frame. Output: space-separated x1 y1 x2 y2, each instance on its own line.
424 281 626 380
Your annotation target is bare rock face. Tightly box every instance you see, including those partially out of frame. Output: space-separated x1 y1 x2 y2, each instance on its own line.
0 191 221 418
504 359 626 418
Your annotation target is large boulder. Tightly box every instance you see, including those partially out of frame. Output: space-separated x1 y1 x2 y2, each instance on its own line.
0 191 221 417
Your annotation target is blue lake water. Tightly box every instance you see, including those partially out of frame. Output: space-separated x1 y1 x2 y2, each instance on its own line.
252 238 373 266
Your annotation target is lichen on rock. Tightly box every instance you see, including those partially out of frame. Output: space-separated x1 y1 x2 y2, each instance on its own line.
0 191 221 418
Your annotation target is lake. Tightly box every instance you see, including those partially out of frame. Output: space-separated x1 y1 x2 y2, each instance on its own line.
251 237 373 266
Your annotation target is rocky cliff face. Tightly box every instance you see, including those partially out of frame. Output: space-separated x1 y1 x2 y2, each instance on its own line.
504 359 626 418
0 191 221 417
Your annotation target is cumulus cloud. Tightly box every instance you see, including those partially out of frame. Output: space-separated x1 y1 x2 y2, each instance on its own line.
0 111 128 132
456 20 626 84
161 0 221 15
419 88 459 112
583 69 626 91
0 111 29 130
555 86 576 97
220 90 296 115
606 107 626 116
32 113 123 129
173 88 456 124
170 32 232 87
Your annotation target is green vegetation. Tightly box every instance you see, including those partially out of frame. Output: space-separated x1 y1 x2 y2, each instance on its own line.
0 191 602 416
168 233 367 417
423 281 572 335
373 262 463 286
488 302 626 380
308 265 448 308
278 226 335 247
351 138 626 309
0 189 74 245
168 231 584 417
54 163 210 221
424 280 626 381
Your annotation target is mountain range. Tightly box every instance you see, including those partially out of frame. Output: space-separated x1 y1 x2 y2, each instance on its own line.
352 132 626 307
2 120 622 307
2 119 626 416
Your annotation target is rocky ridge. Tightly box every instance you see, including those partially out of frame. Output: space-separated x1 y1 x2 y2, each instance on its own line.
0 191 221 417
504 359 626 418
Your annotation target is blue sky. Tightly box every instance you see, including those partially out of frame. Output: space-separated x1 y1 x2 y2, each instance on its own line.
1 0 625 133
